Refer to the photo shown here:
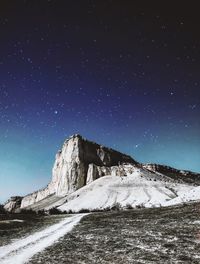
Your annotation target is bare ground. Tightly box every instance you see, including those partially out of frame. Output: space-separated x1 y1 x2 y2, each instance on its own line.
31 204 200 264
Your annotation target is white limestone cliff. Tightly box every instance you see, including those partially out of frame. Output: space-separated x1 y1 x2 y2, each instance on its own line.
14 134 137 210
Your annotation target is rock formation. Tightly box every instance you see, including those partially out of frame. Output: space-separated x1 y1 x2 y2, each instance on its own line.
4 134 200 212
4 196 22 212
5 134 137 211
50 134 137 196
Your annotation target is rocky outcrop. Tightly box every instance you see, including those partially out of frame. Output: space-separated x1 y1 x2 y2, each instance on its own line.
50 134 137 195
10 134 137 210
4 196 22 212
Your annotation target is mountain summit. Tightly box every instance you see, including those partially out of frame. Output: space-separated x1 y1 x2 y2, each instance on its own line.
4 134 200 212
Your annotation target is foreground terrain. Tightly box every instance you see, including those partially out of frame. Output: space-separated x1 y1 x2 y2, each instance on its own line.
0 213 84 263
1 203 200 263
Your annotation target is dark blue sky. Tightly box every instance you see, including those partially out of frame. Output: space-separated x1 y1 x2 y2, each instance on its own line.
0 1 199 202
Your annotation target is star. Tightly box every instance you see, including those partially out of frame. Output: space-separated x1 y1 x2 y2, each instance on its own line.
189 104 197 109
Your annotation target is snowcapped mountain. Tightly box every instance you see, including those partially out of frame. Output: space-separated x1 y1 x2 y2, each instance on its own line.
4 134 200 212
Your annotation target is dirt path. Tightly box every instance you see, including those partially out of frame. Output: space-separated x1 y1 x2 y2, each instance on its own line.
0 214 85 264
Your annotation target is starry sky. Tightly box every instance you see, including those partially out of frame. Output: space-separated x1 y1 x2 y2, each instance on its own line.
0 1 200 202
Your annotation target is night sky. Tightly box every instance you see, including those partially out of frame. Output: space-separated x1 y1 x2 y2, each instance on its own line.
0 1 200 202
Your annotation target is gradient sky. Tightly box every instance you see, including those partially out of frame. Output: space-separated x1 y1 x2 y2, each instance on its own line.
0 1 200 202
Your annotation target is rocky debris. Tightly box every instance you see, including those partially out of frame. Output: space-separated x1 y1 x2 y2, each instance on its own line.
4 196 22 212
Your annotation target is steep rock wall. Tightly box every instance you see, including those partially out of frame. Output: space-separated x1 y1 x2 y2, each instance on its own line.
19 134 137 209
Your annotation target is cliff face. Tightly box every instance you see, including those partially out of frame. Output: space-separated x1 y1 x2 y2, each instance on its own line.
51 134 137 196
17 134 137 210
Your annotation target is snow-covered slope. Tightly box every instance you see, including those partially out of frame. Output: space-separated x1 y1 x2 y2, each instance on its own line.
59 166 199 212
